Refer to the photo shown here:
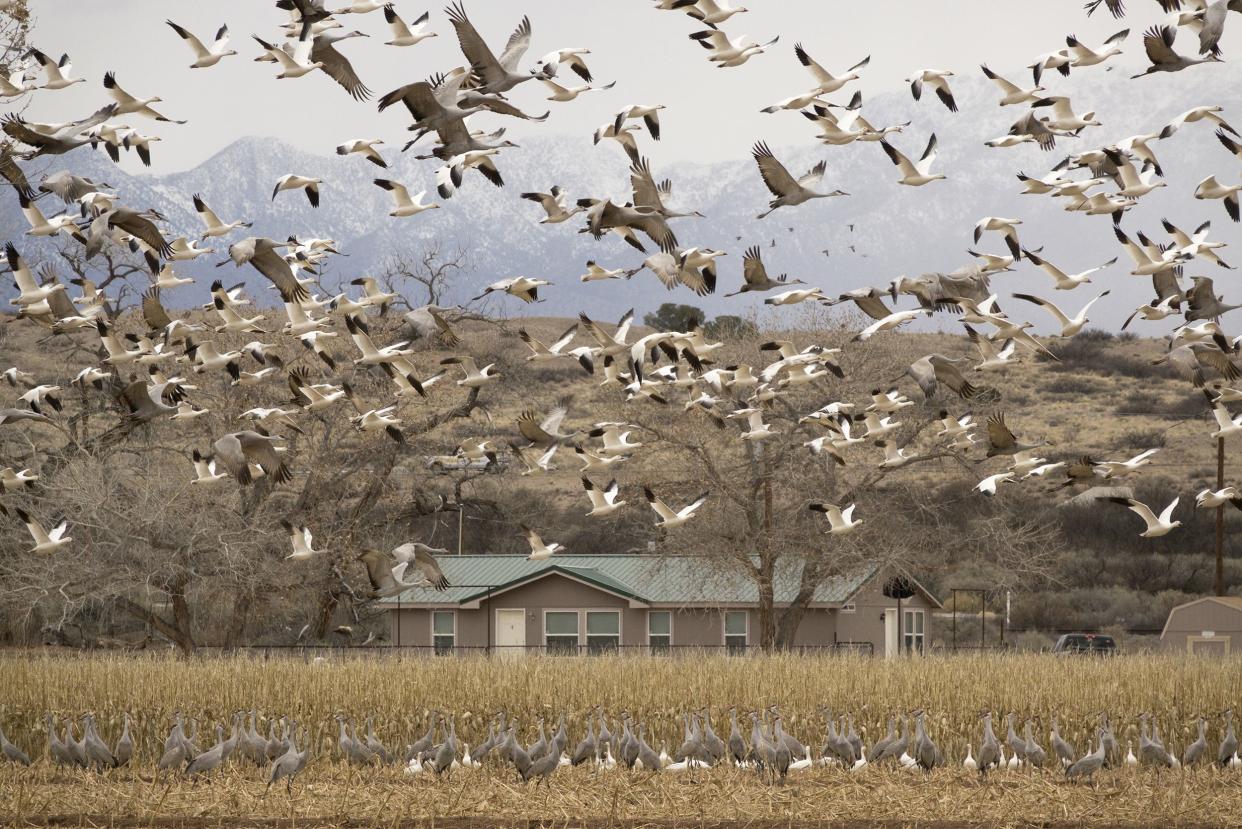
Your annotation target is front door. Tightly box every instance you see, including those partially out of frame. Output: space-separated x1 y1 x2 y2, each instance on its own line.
495 609 526 657
884 609 898 658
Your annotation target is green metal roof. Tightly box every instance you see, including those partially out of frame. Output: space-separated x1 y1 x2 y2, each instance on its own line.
376 555 884 607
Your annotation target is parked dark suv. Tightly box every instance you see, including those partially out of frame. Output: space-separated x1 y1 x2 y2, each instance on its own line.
1052 633 1117 655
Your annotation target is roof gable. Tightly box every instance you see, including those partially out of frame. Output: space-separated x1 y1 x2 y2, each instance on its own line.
1160 595 1242 638
456 566 648 608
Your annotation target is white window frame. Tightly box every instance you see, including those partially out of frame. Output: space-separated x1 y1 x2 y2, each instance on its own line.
585 610 621 654
647 610 673 653
723 610 748 653
543 610 580 655
431 609 456 655
840 602 856 613
903 608 925 655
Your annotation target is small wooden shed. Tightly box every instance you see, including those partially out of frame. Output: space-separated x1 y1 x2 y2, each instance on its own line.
1160 597 1242 655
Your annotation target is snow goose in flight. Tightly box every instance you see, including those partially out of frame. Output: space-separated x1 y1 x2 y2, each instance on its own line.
644 487 708 528
1196 487 1242 509
511 442 558 476
10 507 71 554
877 441 914 469
95 319 145 365
1117 127 1175 176
2 103 120 159
690 30 778 68
1065 29 1128 68
1133 25 1220 77
1024 250 1116 290
808 503 861 534
534 47 594 82
1031 96 1100 132
1109 496 1182 537
589 424 643 457
975 472 1016 496
973 217 1023 260
213 430 291 486
0 467 38 492
765 287 827 306
541 77 613 102
580 261 627 282
907 69 957 112
794 45 868 95
675 0 748 25
103 73 185 123
444 3 534 94
614 105 665 141
980 65 1042 106
1167 105 1238 137
440 355 499 388
852 309 928 341
383 6 436 47
575 446 626 474
192 194 251 240
344 315 412 365
522 187 582 224
1103 149 1166 198
1207 396 1242 438
16 192 81 240
729 407 775 441
281 521 319 560
1028 49 1071 85
334 0 385 12
287 369 348 412
725 246 804 296
252 35 322 79
166 21 236 68
1012 290 1111 337
1114 226 1188 275
337 138 386 167
520 524 564 560
1162 218 1231 269
751 143 846 219
272 174 321 208
582 478 625 517
373 178 438 217
1195 176 1241 222
518 324 584 365
473 276 549 303
18 385 61 415
967 251 1016 274
1121 296 1180 329
879 133 943 186
1095 448 1159 478
25 49 84 90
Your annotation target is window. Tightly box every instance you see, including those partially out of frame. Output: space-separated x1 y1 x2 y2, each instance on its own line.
724 611 747 654
840 603 856 613
903 609 925 655
586 611 620 654
648 611 671 654
545 611 579 655
432 611 455 655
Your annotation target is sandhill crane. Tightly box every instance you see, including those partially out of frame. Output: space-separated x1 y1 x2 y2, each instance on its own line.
1133 25 1221 78
751 142 846 219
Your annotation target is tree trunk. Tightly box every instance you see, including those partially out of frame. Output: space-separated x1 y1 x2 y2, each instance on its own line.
756 573 777 651
114 597 196 654
775 560 824 649
224 590 251 651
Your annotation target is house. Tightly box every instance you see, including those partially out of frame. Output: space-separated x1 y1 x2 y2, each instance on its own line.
377 555 941 657
1160 596 1242 654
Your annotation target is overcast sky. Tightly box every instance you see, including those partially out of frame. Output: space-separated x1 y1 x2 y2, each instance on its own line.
23 0 1151 174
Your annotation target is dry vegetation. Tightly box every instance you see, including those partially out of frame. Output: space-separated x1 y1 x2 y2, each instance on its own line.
1 653 1240 828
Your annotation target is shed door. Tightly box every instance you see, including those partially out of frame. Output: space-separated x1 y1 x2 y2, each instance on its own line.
496 609 526 656
884 610 898 658
1190 636 1229 656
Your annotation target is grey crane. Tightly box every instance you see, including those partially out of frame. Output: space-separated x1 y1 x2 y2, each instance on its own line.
752 142 846 219
1183 716 1208 767
444 3 535 95
1023 720 1047 768
770 706 807 760
471 721 497 765
1004 714 1027 766
748 711 777 777
64 719 88 767
913 710 941 771
1099 713 1119 766
2 103 120 159
46 714 73 766
1065 734 1106 782
845 715 863 761
265 718 287 761
1139 714 1175 768
548 713 569 760
700 709 726 763
727 707 747 765
570 716 597 766
267 726 309 793
526 717 548 761
1050 715 1076 768
432 715 457 776
185 723 233 776
0 724 31 765
1132 25 1221 78
405 713 438 762
620 714 639 768
977 712 1001 775
1219 709 1238 766
869 716 897 763
635 723 661 772
771 717 794 782
596 712 614 758
672 712 703 763
504 725 531 778
523 743 560 784
114 713 133 767
349 718 378 765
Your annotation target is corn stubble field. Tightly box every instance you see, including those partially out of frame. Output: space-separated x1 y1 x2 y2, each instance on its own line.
1 653 1240 829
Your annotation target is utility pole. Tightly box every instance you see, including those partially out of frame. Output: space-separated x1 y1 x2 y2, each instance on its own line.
1216 437 1225 596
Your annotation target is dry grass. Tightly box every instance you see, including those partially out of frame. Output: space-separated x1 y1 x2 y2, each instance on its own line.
0 653 1238 828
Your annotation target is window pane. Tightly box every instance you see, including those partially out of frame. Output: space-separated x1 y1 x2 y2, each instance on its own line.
725 635 747 655
587 635 618 654
587 611 619 635
648 611 671 636
434 635 454 656
546 635 578 655
546 612 578 635
649 635 671 654
725 611 746 635
433 611 454 635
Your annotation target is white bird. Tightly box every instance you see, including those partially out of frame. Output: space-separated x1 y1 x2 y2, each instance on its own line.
1196 487 1242 509
975 472 1016 496
644 487 709 528
25 48 84 90
0 467 37 492
473 277 549 303
272 174 321 208
674 0 749 25
373 179 438 217
1095 448 1159 478
337 137 386 167
852 309 928 341
980 65 1043 106
1108 496 1182 537
764 287 828 306
281 520 320 560
11 508 71 553
1012 291 1110 337
192 194 251 239
253 35 324 79
166 21 237 68
540 77 614 102
1024 250 1116 290
1065 29 1128 68
521 186 582 224
16 192 82 239
1195 176 1241 222
964 744 978 771
1032 96 1101 132
795 44 869 95
973 217 1023 260
580 261 627 282
732 408 775 441
907 69 957 112
1209 400 1242 438
520 524 564 560
582 478 626 517
383 6 436 47
440 355 500 388
689 29 779 67
808 502 861 534
879 133 944 186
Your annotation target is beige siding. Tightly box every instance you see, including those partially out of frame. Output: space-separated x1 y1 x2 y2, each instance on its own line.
1161 600 1242 653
